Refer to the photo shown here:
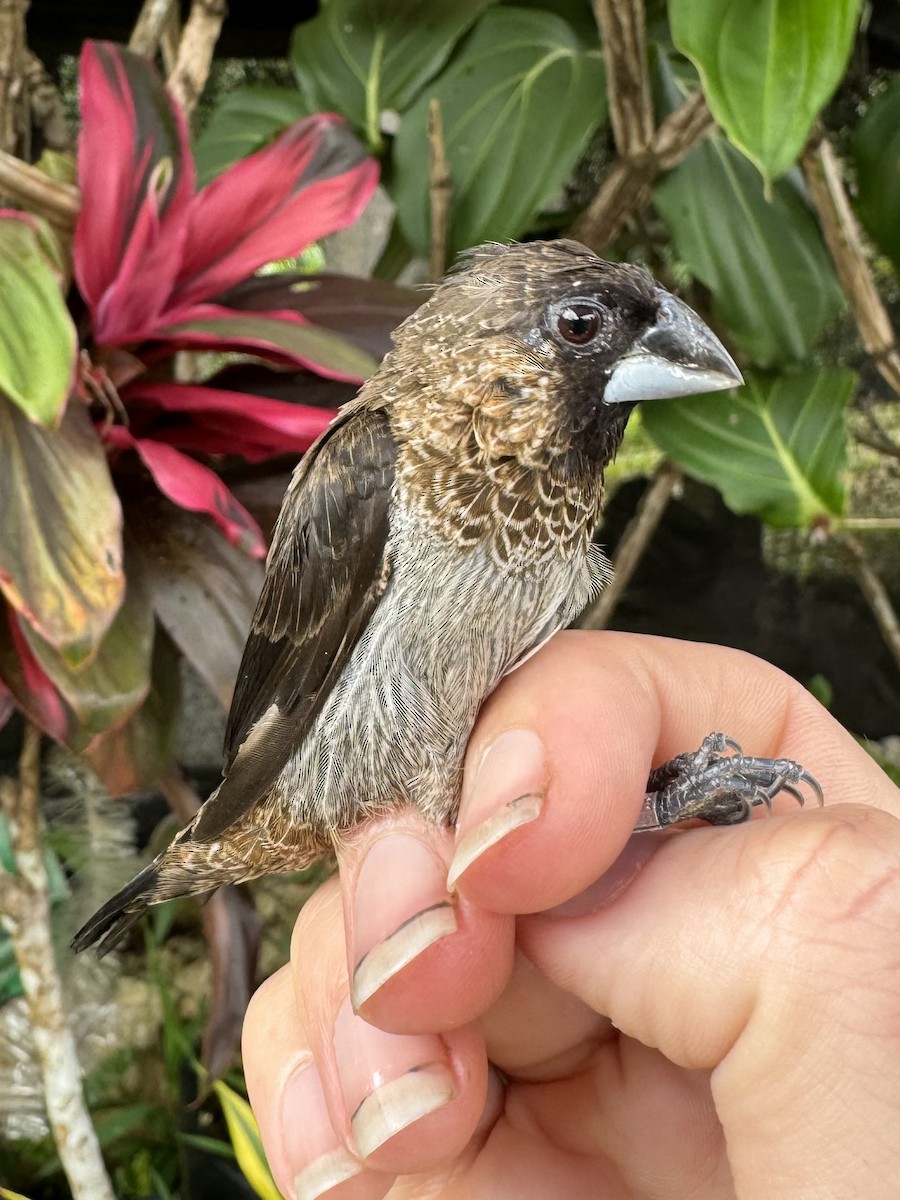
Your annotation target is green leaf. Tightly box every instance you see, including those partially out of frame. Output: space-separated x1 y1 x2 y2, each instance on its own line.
193 86 312 186
0 399 124 665
654 135 844 367
290 0 494 148
670 0 861 179
0 1186 35 1200
393 6 606 258
0 214 76 425
213 1080 282 1200
641 368 855 528
853 73 900 274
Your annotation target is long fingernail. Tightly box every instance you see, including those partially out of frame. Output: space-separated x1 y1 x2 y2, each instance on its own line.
335 999 455 1160
448 729 547 890
282 1063 363 1200
350 834 457 1010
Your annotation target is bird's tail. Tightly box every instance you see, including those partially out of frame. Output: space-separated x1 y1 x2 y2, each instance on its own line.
71 861 166 957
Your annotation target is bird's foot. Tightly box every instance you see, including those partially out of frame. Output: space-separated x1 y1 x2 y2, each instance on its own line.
633 732 823 832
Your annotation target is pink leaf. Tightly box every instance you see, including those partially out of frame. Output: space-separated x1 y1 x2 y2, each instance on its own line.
74 41 194 343
154 303 376 381
104 427 266 557
123 381 334 459
5 611 69 743
172 114 378 307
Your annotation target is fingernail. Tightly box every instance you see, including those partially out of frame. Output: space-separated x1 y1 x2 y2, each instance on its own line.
350 834 457 1010
282 1063 363 1200
448 729 547 890
544 834 665 919
335 999 455 1160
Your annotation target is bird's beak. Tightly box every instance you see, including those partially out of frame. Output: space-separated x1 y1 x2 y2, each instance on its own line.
604 290 743 404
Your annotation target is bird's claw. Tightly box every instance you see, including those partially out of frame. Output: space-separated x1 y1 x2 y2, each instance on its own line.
633 732 824 832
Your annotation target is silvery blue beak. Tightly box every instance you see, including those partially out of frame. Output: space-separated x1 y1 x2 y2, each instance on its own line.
604 290 743 404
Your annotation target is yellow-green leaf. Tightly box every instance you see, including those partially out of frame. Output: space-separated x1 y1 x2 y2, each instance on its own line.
213 1079 283 1200
0 398 124 665
0 1187 35 1200
0 213 76 425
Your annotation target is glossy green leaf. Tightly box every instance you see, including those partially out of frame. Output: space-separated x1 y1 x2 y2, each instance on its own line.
0 214 76 425
853 73 900 274
213 1080 281 1200
393 7 606 258
290 0 494 148
19 553 153 742
194 86 312 186
654 135 844 366
642 369 854 528
670 0 860 179
0 399 124 665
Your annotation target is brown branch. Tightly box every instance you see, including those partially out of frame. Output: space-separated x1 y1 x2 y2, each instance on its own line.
593 0 654 155
0 146 80 227
801 134 900 396
166 0 227 117
427 98 452 283
569 90 713 252
0 0 29 156
24 50 71 152
0 725 116 1200
129 0 177 58
838 532 900 674
580 460 683 630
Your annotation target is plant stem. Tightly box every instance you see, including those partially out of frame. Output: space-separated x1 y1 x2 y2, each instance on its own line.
129 0 177 57
166 0 227 117
427 98 452 283
838 532 900 674
0 146 80 227
592 0 654 155
580 460 682 629
0 725 115 1200
801 133 900 397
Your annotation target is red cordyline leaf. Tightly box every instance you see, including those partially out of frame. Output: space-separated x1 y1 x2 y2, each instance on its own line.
103 426 266 558
74 41 378 353
122 381 334 460
75 40 194 341
5 611 69 743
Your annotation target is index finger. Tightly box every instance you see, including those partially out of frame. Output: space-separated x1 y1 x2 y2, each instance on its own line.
449 629 891 915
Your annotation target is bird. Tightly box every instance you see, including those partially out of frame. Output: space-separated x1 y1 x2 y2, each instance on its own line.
73 239 818 956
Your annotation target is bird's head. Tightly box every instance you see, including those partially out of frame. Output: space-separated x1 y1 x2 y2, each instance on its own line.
386 239 741 472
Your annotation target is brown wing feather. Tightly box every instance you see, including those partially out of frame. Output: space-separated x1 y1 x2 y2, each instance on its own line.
192 403 395 842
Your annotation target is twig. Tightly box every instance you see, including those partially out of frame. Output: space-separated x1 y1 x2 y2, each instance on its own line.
0 725 116 1200
838 532 900 673
569 90 713 252
0 146 80 227
854 428 900 462
427 98 452 283
802 133 900 396
0 0 29 157
593 0 654 155
24 50 71 152
166 0 227 117
580 460 683 629
129 0 177 58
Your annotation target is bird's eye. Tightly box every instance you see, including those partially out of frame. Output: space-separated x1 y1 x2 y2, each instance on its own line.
556 303 602 346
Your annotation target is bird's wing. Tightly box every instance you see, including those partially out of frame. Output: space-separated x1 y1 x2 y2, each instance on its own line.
192 402 395 842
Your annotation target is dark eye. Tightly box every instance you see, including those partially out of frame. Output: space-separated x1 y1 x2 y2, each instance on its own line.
556 303 602 345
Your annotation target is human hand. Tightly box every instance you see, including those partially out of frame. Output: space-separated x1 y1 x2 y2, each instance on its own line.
242 632 900 1199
